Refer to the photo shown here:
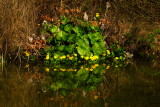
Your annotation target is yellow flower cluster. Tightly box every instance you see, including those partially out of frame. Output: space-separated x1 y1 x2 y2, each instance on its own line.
60 56 66 59
96 13 100 18
45 68 50 72
84 57 89 60
69 56 74 60
115 57 119 60
54 56 58 59
106 50 110 55
90 56 99 60
91 64 99 69
102 53 106 56
106 65 110 69
45 54 49 60
24 51 30 56
74 54 77 56
60 68 66 71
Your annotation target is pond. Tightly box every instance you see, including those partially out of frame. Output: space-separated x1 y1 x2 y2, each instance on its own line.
0 59 160 107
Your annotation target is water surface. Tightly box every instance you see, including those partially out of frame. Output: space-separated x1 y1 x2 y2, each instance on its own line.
0 60 160 107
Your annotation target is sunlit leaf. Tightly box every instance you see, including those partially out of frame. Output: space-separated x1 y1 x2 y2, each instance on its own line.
49 25 58 33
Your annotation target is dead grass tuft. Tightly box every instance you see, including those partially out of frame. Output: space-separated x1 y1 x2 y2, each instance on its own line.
0 0 37 58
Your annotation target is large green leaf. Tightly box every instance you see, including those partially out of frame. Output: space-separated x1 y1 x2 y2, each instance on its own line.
65 44 75 53
49 25 58 33
64 24 73 33
92 42 104 55
76 69 89 81
77 39 91 56
57 45 65 51
56 31 68 41
67 34 76 42
60 16 69 25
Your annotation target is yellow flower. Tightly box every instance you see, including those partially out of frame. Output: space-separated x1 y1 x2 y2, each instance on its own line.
115 65 118 68
45 55 49 60
24 51 30 56
45 68 50 72
91 65 96 69
69 56 74 60
25 64 29 68
106 50 110 55
96 13 100 17
106 66 110 69
102 53 106 56
90 56 98 61
69 69 74 71
60 68 66 71
74 69 77 71
94 95 99 99
85 68 89 70
54 56 58 59
74 54 77 56
90 68 93 71
84 57 89 60
95 64 99 67
81 66 84 69
81 56 84 58
38 24 40 26
54 69 57 71
115 57 119 60
60 56 66 59
67 54 70 57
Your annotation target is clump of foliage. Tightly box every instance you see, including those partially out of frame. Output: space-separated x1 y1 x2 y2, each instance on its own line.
42 16 125 63
43 62 122 96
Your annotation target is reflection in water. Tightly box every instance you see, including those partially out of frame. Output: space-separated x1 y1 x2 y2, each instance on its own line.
0 60 160 107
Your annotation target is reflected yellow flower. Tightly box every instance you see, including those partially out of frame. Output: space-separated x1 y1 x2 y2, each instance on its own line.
95 64 99 67
115 65 118 68
102 53 106 56
94 95 99 99
81 66 84 69
54 69 57 71
54 56 58 59
90 68 93 71
45 55 49 60
60 68 66 71
38 24 40 26
74 54 77 56
115 57 119 60
106 66 110 69
60 56 66 59
106 50 110 55
69 69 74 71
45 68 50 72
85 68 89 70
67 54 70 57
91 65 96 69
69 56 74 60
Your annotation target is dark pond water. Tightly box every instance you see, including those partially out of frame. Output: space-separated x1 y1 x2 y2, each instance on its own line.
0 60 160 107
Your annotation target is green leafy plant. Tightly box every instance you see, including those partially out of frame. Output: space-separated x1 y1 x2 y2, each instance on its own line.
42 16 107 63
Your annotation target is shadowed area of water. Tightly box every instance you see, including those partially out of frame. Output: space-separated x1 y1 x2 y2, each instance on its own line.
0 60 160 107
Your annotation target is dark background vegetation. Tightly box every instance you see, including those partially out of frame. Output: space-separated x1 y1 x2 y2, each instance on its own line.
0 0 160 59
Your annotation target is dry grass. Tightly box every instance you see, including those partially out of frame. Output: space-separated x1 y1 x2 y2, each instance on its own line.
0 0 37 57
